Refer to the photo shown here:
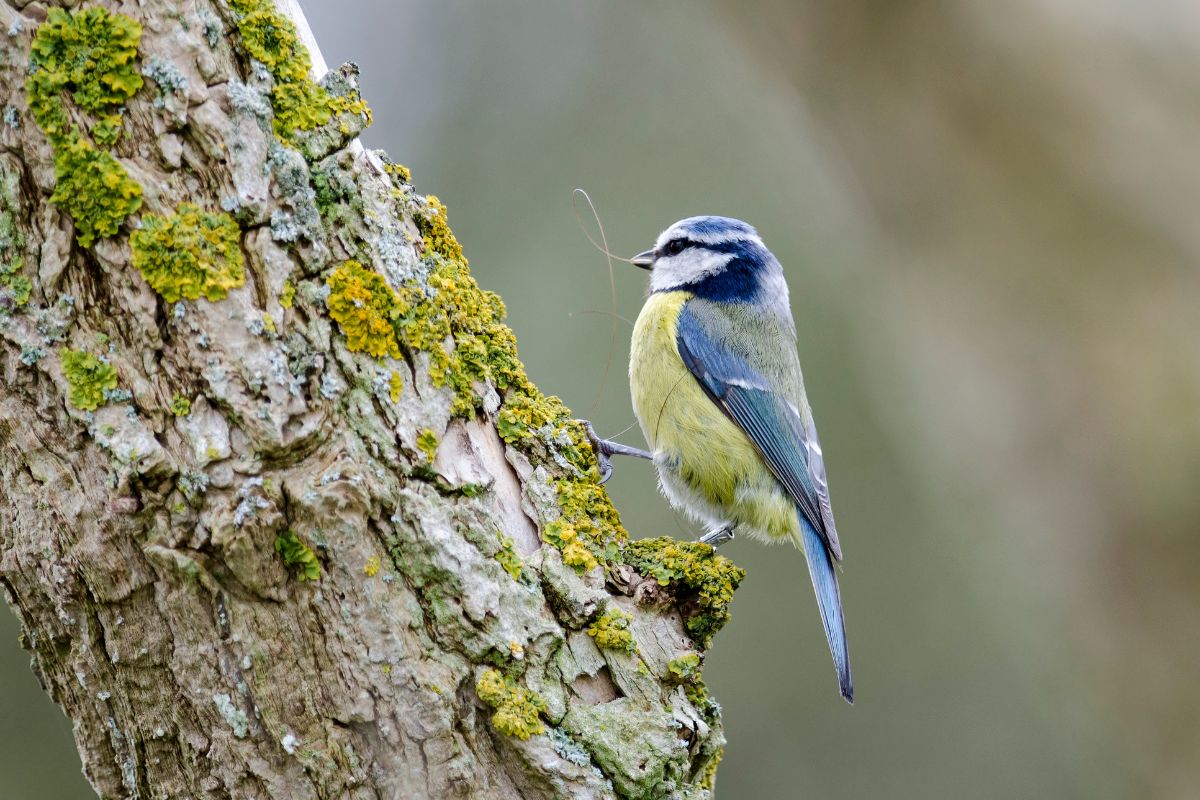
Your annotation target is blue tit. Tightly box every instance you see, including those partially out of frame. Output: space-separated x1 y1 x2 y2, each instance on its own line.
591 215 853 702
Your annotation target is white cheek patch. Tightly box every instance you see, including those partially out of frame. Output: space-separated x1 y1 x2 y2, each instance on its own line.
649 249 734 292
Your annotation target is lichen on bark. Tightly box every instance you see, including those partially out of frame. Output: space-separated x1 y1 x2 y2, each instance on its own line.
0 1 742 798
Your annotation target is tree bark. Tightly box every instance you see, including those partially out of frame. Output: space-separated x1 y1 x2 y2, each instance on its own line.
0 2 740 798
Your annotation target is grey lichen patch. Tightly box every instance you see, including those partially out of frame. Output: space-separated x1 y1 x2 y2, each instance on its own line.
548 726 594 769
141 55 188 125
264 141 329 268
212 693 250 738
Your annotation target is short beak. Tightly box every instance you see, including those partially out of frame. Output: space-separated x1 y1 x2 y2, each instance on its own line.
630 249 655 270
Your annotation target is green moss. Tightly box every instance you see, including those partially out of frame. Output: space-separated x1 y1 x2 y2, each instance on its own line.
623 538 745 648
49 137 143 248
274 530 320 581
129 203 244 303
494 535 522 580
279 279 296 309
228 0 371 146
416 429 439 463
25 8 144 247
170 394 191 417
475 668 546 740
325 260 402 359
587 607 636 653
60 348 118 411
311 162 362 226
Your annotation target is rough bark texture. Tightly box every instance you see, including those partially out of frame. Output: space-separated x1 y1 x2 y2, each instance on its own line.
0 2 740 798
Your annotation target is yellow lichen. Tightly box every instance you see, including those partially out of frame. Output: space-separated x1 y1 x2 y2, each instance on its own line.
623 538 745 648
416 195 464 263
60 348 118 411
700 746 723 790
495 535 522 580
587 607 636 653
228 0 371 146
279 279 296 309
325 260 402 359
667 653 701 682
475 669 546 740
170 394 191 417
383 159 411 184
391 258 521 417
541 520 599 573
416 429 439 463
275 530 320 581
48 136 143 248
388 371 403 402
25 7 143 138
363 555 381 577
130 203 245 303
25 7 145 247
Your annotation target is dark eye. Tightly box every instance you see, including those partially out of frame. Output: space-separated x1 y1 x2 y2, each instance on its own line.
662 238 688 257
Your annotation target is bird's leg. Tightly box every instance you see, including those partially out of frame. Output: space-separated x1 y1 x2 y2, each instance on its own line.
697 527 736 549
583 421 652 484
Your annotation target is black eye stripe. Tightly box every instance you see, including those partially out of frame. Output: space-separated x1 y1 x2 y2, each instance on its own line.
660 238 692 257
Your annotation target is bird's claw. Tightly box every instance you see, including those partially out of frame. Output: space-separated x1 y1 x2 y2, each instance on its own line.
583 421 615 484
582 422 653 484
697 527 736 549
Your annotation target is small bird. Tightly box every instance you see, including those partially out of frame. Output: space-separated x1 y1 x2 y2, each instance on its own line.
590 215 853 702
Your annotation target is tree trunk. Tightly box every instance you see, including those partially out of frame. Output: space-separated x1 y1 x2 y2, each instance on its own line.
0 2 741 798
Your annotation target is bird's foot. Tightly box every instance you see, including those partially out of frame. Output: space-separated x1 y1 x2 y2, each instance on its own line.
697 527 735 549
582 421 652 484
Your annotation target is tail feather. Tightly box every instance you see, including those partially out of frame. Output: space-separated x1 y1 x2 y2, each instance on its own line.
793 513 853 703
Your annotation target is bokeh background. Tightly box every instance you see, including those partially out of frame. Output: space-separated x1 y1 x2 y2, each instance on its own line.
4 0 1199 797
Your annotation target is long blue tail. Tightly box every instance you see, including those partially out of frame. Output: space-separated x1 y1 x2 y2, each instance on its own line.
794 513 853 703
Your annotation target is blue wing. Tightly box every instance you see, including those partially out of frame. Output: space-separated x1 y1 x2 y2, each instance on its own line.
677 299 853 702
675 301 842 560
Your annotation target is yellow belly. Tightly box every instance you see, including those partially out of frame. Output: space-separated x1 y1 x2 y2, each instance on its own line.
629 292 797 541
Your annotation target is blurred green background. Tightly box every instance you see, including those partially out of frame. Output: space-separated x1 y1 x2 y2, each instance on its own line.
4 0 1198 797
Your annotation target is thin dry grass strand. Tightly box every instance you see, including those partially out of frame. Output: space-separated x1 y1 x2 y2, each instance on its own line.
571 188 629 416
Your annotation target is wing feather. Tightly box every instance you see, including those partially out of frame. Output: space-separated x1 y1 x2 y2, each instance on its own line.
676 301 843 560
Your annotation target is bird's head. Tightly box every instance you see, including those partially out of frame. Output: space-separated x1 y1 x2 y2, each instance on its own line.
630 216 782 300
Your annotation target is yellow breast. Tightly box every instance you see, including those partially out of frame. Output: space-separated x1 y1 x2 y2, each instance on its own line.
628 293 758 503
